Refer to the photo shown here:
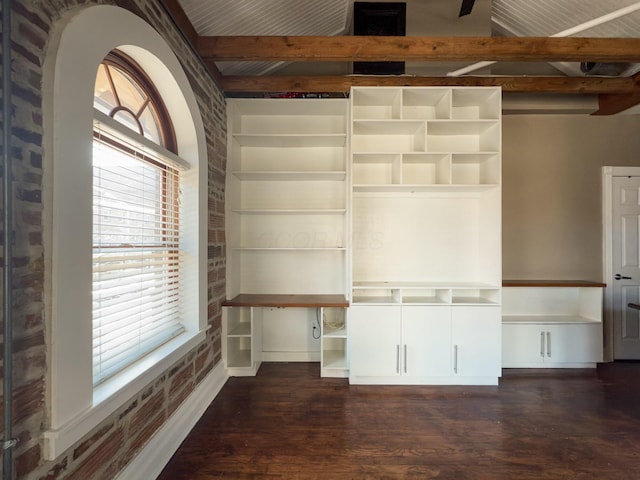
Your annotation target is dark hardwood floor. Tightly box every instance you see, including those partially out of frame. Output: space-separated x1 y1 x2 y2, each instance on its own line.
158 362 640 479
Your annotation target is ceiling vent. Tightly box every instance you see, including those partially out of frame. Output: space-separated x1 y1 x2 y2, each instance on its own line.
580 62 630 76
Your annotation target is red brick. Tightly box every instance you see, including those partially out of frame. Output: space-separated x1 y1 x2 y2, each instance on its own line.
195 350 210 374
129 412 166 457
12 377 45 425
16 443 41 477
168 382 194 416
66 428 125 480
39 455 68 480
169 364 194 396
129 391 164 436
73 422 114 460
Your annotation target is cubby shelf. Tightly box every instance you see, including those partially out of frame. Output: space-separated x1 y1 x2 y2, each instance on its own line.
351 282 501 306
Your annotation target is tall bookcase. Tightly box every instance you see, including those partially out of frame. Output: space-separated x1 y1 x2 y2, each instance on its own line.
224 98 350 377
349 87 502 385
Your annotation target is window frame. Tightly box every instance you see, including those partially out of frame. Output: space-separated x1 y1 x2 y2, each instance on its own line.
43 5 208 461
92 52 184 387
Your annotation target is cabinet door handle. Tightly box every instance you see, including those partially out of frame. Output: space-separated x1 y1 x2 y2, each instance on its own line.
546 332 551 357
396 344 400 374
540 331 545 357
453 345 458 374
404 345 407 374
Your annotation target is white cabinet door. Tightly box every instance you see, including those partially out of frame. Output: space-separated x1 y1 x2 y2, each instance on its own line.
452 307 501 378
401 306 451 377
350 305 402 377
545 324 603 364
502 324 546 366
503 323 603 367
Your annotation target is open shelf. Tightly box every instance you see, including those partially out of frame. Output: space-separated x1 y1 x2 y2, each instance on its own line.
232 208 346 215
226 337 252 368
352 152 499 188
402 88 451 120
233 133 346 148
452 88 501 120
352 282 501 305
351 87 403 120
322 348 348 369
232 171 346 181
426 121 500 153
352 121 426 153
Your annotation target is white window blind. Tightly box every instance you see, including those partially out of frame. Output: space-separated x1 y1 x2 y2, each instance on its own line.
92 135 184 386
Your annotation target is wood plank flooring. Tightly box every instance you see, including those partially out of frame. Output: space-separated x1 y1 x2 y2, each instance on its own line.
158 362 640 479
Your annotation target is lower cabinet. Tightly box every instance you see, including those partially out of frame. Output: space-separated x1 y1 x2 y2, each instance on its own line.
502 322 602 368
501 283 604 368
349 305 501 385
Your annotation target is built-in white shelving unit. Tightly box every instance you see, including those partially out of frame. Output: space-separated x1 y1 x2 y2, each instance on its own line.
321 307 348 377
226 98 349 298
502 281 604 368
223 99 349 377
222 306 262 376
349 86 502 386
223 89 503 383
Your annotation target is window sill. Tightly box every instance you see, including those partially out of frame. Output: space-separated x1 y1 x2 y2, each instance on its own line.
43 328 207 460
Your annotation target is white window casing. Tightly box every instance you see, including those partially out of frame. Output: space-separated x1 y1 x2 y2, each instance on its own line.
42 5 208 460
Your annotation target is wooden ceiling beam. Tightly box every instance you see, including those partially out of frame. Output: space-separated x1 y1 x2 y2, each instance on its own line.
594 71 640 115
221 75 635 95
198 36 640 63
160 0 224 83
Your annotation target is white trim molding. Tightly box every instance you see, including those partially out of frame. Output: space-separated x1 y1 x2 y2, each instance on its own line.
115 364 229 480
42 4 209 459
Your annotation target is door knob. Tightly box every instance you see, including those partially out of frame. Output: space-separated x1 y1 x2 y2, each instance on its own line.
615 274 632 280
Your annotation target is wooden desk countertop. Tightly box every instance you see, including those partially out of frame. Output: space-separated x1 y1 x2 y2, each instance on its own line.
222 294 349 308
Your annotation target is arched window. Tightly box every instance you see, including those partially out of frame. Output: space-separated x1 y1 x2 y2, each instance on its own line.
92 51 184 386
45 6 207 458
94 51 176 150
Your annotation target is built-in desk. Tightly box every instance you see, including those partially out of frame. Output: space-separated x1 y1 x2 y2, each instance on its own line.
223 294 349 378
223 294 349 308
502 280 604 368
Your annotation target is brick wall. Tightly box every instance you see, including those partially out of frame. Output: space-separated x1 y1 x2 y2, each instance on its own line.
0 0 226 478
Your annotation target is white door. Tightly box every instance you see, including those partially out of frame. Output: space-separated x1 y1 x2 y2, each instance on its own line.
402 306 451 377
349 306 401 377
612 176 640 359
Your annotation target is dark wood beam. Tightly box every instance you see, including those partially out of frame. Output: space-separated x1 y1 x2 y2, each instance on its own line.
198 36 640 63
162 0 199 46
594 71 640 115
160 0 224 83
221 75 636 95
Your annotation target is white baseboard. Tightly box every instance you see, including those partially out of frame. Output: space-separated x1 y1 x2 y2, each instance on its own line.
261 351 321 362
115 362 229 480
